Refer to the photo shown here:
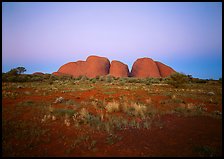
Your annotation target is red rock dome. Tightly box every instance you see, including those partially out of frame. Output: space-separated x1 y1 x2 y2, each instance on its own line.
155 61 176 77
55 56 110 78
109 60 129 77
86 55 110 78
33 72 44 75
131 58 161 78
52 72 70 76
53 55 176 78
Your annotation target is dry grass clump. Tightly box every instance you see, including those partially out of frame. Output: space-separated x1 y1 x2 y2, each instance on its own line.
105 101 120 113
130 103 147 118
120 102 128 113
79 108 89 119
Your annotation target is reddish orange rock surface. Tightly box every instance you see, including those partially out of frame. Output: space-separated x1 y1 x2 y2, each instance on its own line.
156 61 176 77
131 58 161 78
86 55 110 78
52 72 71 76
53 55 176 78
109 60 129 77
55 56 110 78
33 72 44 75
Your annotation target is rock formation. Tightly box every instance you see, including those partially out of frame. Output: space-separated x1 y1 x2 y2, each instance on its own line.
53 55 176 78
57 61 87 77
85 56 110 78
131 58 161 78
55 55 110 78
33 72 44 75
155 61 176 78
109 60 129 77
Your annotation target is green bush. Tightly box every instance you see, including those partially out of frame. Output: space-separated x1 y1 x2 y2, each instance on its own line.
166 72 190 88
191 78 207 83
58 75 73 81
90 78 97 83
106 75 113 83
95 75 100 80
80 75 88 81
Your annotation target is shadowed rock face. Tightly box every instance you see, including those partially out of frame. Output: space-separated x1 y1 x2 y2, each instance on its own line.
131 58 161 78
155 61 176 78
53 55 176 78
109 60 129 77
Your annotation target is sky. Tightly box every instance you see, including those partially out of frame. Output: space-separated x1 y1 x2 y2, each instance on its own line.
2 2 222 79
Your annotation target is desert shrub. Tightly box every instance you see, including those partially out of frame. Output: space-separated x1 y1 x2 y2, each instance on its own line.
174 107 186 113
78 108 95 124
120 80 125 86
192 145 216 157
6 69 19 76
29 75 44 82
3 75 16 82
53 108 75 117
90 78 97 83
99 76 105 81
166 72 190 88
191 78 207 83
145 78 160 84
58 75 73 81
79 108 89 118
16 75 29 82
119 77 128 85
105 101 120 113
127 78 136 83
126 102 147 118
4 75 31 82
113 77 120 80
80 75 88 81
49 74 60 81
95 75 100 80
106 75 113 83
43 74 51 80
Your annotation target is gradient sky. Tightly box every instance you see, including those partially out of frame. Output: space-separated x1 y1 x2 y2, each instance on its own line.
2 2 222 79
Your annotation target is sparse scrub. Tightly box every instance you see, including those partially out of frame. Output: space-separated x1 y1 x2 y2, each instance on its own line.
106 75 113 83
192 145 217 157
52 108 75 117
105 134 122 145
166 72 190 88
143 121 151 129
105 101 120 113
126 102 147 118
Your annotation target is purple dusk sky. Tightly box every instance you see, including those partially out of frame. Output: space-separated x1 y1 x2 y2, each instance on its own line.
2 2 222 79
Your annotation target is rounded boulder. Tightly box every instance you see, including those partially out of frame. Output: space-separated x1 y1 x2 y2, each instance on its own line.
131 58 161 78
155 61 176 77
109 60 129 77
86 55 110 78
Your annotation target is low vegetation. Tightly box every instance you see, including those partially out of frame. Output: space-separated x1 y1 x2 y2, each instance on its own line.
2 67 222 157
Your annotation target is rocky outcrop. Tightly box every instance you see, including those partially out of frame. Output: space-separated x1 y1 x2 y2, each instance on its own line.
131 58 161 78
52 72 70 76
86 56 110 78
155 61 176 77
33 72 44 75
55 55 110 78
53 55 176 78
109 60 129 77
57 61 87 77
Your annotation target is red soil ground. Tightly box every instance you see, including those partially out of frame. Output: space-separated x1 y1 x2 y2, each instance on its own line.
2 83 222 157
